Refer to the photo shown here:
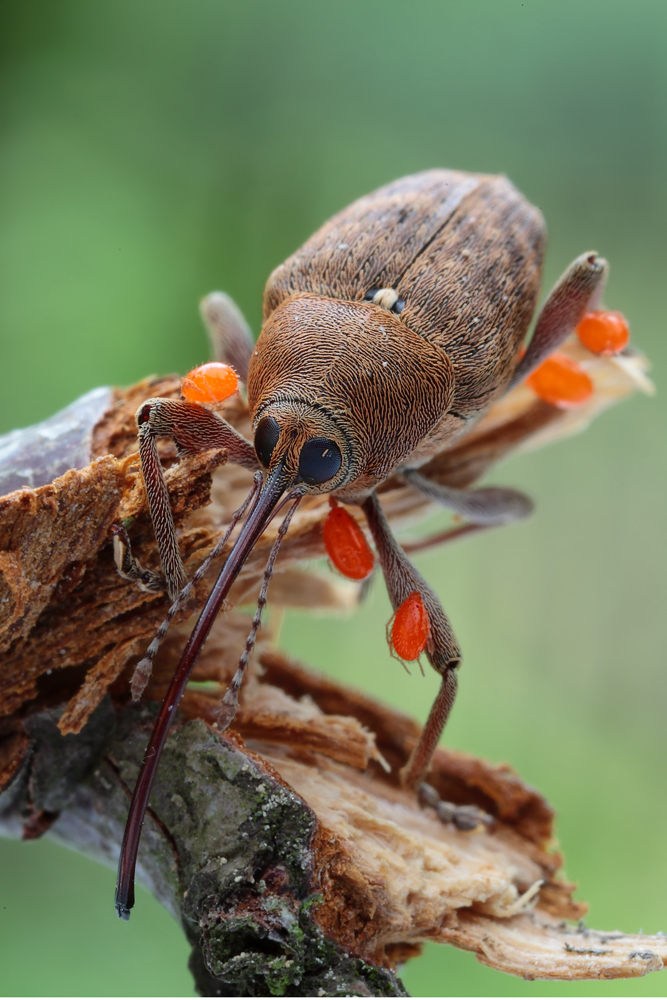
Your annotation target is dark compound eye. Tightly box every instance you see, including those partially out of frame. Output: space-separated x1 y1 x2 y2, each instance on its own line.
254 416 281 468
298 438 342 485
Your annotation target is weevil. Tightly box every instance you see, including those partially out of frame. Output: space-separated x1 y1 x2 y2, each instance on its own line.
114 168 629 918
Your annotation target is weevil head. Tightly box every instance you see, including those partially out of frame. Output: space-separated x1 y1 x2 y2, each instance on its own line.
247 294 454 498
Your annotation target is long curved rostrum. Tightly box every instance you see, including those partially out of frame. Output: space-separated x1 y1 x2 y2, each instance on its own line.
115 463 300 918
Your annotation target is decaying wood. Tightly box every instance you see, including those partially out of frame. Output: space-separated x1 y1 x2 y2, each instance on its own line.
0 346 661 996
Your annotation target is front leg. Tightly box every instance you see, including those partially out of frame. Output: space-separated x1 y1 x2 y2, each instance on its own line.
361 491 461 789
118 398 257 600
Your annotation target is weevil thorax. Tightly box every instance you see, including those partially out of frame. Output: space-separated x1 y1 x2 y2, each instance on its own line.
247 294 454 496
247 169 545 497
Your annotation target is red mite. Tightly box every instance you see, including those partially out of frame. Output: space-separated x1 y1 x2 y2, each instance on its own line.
576 309 629 355
391 592 431 661
526 353 594 409
181 361 239 403
323 499 375 580
322 504 430 660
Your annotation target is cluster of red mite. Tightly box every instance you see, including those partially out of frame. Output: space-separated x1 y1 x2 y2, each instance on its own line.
180 310 629 667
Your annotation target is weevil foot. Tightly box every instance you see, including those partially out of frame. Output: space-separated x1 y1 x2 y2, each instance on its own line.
418 782 494 832
111 523 165 594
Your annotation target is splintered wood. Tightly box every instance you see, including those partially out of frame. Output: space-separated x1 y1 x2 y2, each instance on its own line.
0 357 663 984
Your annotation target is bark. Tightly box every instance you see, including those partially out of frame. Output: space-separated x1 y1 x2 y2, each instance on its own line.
2 697 407 997
0 355 664 996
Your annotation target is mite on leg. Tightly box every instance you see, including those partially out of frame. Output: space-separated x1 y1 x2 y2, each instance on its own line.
361 491 461 788
511 252 608 387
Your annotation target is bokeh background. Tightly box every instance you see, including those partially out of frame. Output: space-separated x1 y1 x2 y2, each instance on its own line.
1 0 666 995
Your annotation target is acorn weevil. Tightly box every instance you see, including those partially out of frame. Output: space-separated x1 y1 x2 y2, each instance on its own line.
114 169 625 918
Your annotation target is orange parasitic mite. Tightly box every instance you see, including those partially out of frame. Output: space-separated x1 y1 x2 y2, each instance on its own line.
181 361 239 403
323 499 375 580
391 592 431 661
526 353 594 409
576 309 630 355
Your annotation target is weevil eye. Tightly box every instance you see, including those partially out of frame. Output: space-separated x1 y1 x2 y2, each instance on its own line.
298 438 342 485
363 287 406 314
254 416 281 467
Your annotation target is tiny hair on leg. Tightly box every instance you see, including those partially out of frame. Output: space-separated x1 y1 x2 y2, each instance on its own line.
112 523 165 594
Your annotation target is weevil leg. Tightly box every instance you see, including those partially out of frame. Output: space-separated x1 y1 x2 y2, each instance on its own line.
361 491 461 789
129 474 262 700
200 292 254 383
402 469 534 525
418 782 493 832
116 397 258 600
398 397 559 498
510 251 608 387
403 521 493 556
112 523 164 593
215 494 302 729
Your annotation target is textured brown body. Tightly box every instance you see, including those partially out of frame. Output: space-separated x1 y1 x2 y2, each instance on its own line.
249 169 545 495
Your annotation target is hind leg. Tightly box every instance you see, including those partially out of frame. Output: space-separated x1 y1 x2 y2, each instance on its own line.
401 255 609 541
511 251 608 387
402 470 534 525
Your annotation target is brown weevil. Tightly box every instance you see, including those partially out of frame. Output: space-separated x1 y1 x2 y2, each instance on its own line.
114 168 624 918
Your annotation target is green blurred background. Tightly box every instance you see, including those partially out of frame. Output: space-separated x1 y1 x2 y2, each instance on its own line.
1 0 666 995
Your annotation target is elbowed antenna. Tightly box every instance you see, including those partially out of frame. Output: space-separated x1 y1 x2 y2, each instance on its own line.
115 463 300 919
